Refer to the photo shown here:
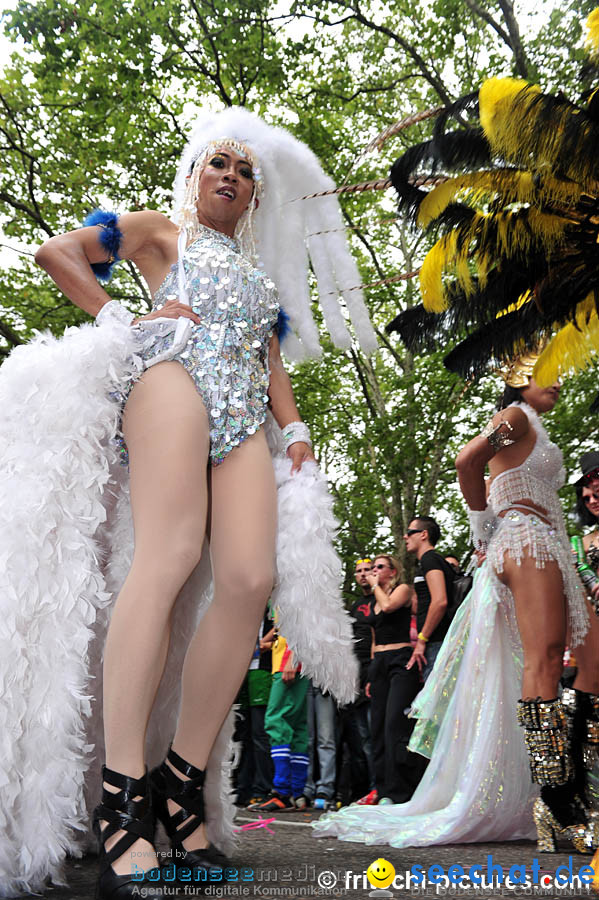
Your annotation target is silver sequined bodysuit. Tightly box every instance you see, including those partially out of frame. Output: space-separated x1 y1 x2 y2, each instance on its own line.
135 227 279 465
487 402 589 645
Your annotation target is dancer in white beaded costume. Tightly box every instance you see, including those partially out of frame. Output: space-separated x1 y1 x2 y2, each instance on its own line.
316 359 599 856
456 362 598 854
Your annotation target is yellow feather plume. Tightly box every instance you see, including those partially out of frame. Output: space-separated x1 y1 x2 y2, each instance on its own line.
497 290 533 319
419 207 567 311
533 294 599 385
417 178 472 228
479 78 540 161
453 244 473 297
586 8 599 62
479 75 599 190
416 170 580 229
419 234 457 311
467 209 567 265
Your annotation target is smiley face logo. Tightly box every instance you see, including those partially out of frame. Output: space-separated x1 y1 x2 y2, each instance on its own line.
366 858 395 890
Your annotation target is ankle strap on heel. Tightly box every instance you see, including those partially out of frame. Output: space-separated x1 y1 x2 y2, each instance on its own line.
96 766 155 867
151 748 206 845
167 747 206 782
101 765 149 799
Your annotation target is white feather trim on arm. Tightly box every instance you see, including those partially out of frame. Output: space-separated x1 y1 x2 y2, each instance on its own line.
264 413 358 706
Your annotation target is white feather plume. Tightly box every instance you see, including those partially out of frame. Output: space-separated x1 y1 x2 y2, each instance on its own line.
0 322 137 896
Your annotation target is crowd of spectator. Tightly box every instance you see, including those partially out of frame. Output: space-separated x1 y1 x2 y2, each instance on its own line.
232 515 471 811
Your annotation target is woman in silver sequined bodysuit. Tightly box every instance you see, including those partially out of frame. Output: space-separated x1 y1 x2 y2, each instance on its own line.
456 373 599 855
35 141 314 899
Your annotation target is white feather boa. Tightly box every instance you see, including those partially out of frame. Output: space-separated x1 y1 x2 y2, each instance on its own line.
0 320 357 897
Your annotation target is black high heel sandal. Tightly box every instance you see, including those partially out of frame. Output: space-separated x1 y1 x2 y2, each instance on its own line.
93 766 165 899
150 747 229 876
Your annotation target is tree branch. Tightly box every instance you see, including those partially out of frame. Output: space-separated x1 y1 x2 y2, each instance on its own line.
164 19 232 107
462 0 511 46
348 3 454 106
375 326 405 371
349 347 378 419
298 73 417 104
496 0 530 78
0 315 24 348
188 0 233 106
341 207 401 313
124 260 152 307
147 91 187 141
0 190 54 235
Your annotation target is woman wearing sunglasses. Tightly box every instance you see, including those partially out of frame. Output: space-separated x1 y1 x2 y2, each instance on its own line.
362 555 423 805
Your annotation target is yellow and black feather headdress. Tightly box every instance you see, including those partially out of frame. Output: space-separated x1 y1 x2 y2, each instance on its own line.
387 10 599 387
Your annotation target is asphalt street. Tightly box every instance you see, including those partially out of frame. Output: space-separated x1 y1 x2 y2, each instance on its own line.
17 808 597 900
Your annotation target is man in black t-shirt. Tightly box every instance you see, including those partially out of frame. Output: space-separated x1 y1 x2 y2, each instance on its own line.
350 559 375 676
404 516 454 682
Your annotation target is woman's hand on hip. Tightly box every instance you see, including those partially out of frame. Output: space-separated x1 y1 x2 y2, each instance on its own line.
134 298 201 325
287 441 316 473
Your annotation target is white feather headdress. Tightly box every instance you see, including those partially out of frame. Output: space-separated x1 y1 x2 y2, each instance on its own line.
172 107 377 360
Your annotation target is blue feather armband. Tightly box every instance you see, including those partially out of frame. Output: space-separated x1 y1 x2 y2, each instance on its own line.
276 306 291 342
83 209 123 282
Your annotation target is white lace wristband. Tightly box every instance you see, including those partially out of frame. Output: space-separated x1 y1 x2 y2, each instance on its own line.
282 421 312 453
139 317 193 369
468 507 498 553
95 300 135 327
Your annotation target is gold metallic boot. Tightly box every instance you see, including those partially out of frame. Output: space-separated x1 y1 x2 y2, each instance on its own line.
532 798 598 853
518 698 599 853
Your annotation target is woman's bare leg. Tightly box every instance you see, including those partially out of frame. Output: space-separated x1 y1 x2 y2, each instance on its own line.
500 554 582 832
101 362 210 873
498 554 567 699
170 428 277 848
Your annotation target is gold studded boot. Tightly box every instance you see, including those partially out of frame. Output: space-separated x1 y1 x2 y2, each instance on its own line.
518 697 599 853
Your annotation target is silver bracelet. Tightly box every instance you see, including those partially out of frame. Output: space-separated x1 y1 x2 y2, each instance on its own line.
481 417 515 453
282 421 312 453
95 300 135 327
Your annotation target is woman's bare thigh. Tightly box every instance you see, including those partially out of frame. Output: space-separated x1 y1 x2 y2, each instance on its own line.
123 361 210 549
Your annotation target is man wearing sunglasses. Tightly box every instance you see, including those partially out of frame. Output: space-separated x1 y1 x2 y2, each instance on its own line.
335 559 376 804
404 517 454 682
352 559 376 666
